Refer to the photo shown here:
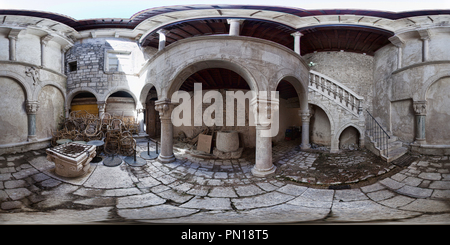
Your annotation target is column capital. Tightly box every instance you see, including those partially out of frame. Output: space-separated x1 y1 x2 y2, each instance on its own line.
97 101 107 109
227 19 245 24
41 34 54 46
290 31 304 37
155 98 175 120
413 100 427 115
417 28 431 40
250 96 279 127
25 100 40 115
157 29 169 35
388 35 405 48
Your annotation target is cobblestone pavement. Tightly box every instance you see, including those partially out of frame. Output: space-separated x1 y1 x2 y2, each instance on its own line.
0 140 449 224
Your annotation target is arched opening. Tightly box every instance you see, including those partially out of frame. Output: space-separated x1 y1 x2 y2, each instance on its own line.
425 76 450 145
339 126 360 150
70 92 98 116
145 86 160 137
37 85 65 139
0 77 28 145
274 80 302 143
309 105 332 147
173 67 256 149
105 91 136 120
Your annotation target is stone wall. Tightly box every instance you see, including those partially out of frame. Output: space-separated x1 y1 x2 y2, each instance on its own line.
303 51 374 112
372 26 450 153
65 37 145 105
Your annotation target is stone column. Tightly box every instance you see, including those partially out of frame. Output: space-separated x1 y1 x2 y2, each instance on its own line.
7 29 22 61
418 29 430 62
227 19 244 36
97 101 106 118
40 34 53 68
157 29 169 51
25 100 39 142
300 109 311 149
389 35 405 70
291 31 303 55
250 97 278 177
155 99 175 163
413 101 427 144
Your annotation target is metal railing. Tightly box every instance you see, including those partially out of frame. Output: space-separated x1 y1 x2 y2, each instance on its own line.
309 70 364 116
366 110 390 158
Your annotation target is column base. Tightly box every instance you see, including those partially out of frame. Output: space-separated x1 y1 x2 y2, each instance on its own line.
158 154 176 163
300 143 311 150
27 136 38 142
251 164 277 177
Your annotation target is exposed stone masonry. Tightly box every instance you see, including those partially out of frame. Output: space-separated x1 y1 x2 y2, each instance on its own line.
65 42 108 94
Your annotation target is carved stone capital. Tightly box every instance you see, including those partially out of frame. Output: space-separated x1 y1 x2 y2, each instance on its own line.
25 100 40 114
97 101 106 110
155 99 174 120
413 101 427 115
250 97 279 126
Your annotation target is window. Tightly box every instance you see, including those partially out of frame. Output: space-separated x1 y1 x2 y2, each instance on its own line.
105 50 132 74
68 61 77 72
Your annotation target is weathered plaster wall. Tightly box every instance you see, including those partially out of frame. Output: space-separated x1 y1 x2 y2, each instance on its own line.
426 77 450 144
36 85 65 139
310 105 331 146
372 26 450 152
390 99 415 142
0 77 28 145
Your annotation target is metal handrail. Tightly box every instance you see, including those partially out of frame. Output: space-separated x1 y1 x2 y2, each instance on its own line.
366 110 390 159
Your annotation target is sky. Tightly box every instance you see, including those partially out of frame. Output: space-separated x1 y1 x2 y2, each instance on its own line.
0 0 449 20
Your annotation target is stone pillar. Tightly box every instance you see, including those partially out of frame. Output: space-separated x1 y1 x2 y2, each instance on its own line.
40 34 53 68
157 29 169 51
155 99 175 163
389 35 405 70
97 101 106 118
418 29 430 62
250 97 278 177
291 31 303 55
300 109 311 149
25 100 39 142
7 29 22 61
413 101 427 144
227 19 244 36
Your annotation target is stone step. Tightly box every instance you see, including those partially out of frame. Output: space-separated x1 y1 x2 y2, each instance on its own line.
381 146 409 163
367 134 398 144
376 140 403 151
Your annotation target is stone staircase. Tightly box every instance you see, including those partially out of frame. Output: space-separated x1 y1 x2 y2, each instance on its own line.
308 70 408 162
365 114 408 163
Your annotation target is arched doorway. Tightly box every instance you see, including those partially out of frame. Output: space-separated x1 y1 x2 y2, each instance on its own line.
309 104 332 147
339 126 360 150
275 80 302 143
105 91 136 120
70 92 98 115
145 86 160 137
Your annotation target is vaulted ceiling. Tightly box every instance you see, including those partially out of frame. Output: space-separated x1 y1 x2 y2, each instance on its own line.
141 18 393 56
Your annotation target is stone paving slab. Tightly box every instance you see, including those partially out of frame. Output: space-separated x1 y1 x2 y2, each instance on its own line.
1 146 450 224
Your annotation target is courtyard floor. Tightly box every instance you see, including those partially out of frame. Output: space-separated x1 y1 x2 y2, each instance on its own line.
0 139 449 224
